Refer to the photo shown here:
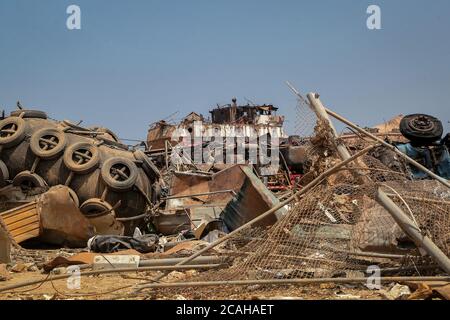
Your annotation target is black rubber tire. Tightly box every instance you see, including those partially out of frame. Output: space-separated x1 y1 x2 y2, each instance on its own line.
30 127 67 159
10 110 47 119
400 114 443 144
0 160 9 187
0 159 9 181
101 157 138 192
80 198 114 218
133 150 161 181
0 117 27 148
12 170 48 190
63 142 100 174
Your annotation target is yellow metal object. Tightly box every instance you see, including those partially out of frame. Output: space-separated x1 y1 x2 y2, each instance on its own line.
0 201 40 243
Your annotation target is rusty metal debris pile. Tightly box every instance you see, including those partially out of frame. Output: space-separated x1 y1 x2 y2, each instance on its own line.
0 88 449 299
0 107 162 247
130 89 450 299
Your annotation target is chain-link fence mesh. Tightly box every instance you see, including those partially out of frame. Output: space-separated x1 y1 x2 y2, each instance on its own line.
147 99 449 297
294 97 317 139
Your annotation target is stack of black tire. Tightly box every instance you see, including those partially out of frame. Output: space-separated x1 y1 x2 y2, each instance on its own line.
399 114 444 145
0 109 160 235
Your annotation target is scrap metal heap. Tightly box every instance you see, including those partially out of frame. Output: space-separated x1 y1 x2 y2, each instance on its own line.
0 107 161 247
145 99 295 239
133 93 450 298
0 91 449 299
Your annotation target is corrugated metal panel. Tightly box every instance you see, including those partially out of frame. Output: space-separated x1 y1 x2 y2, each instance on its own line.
0 201 40 243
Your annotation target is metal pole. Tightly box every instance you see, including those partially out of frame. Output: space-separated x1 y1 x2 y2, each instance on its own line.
162 189 237 200
324 107 450 189
130 276 450 290
376 189 450 274
307 91 450 275
286 82 450 189
164 140 169 170
307 93 352 160
0 264 223 294
139 255 224 267
307 93 367 185
134 144 377 292
278 150 293 187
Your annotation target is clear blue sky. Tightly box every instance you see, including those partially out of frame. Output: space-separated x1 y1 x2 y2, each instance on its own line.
1 0 449 140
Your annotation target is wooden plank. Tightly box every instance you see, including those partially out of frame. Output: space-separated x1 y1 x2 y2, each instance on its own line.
15 230 40 244
2 206 36 217
3 209 38 225
9 224 40 238
7 215 39 230
0 202 40 243
0 202 37 217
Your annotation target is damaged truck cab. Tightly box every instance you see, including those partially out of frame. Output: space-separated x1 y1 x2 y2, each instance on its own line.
396 114 450 180
396 142 450 180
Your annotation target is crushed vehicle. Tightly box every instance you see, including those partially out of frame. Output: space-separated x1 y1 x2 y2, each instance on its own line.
367 113 450 180
396 114 450 179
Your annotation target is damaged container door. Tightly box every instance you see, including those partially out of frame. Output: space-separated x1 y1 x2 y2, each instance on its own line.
220 165 288 231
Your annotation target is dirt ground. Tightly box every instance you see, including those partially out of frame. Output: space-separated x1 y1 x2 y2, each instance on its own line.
0 267 389 300
0 248 446 300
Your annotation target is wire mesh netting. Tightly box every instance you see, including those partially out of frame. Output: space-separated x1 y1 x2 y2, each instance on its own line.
148 99 450 297
294 98 317 139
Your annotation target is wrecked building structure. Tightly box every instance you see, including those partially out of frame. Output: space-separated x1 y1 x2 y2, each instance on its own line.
146 100 300 191
147 99 287 152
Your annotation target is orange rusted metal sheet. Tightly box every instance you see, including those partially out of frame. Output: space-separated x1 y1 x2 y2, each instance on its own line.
161 165 287 234
37 185 96 247
147 121 177 150
220 165 288 231
0 201 40 243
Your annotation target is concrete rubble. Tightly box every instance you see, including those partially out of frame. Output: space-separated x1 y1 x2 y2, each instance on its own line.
0 95 449 300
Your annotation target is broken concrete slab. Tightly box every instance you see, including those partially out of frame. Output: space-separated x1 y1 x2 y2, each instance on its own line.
93 255 140 270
